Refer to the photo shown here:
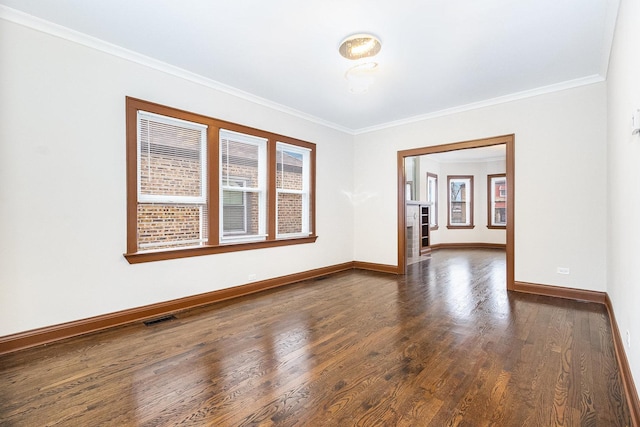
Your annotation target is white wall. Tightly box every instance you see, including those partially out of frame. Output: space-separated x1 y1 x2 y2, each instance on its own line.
0 19 355 335
354 83 608 292
606 0 640 397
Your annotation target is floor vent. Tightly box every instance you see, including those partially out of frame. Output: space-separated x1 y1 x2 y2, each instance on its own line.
143 315 177 326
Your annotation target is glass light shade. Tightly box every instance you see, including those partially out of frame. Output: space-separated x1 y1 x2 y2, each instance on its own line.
339 34 382 60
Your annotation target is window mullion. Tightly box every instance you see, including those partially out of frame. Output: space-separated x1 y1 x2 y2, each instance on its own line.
208 125 219 245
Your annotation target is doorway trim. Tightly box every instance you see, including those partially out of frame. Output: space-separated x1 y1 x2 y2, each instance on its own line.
397 134 515 290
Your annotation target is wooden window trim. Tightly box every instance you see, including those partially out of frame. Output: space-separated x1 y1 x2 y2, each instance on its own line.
125 97 317 263
446 175 475 229
487 173 507 229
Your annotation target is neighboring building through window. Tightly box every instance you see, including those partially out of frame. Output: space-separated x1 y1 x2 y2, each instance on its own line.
447 175 474 228
125 97 317 263
488 174 507 228
426 172 438 229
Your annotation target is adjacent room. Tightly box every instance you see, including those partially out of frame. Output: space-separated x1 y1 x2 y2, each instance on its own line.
0 0 638 425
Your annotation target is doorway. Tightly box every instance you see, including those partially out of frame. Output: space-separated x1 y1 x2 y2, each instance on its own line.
396 134 514 290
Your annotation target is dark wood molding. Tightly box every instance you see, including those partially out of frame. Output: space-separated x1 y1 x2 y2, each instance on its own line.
0 262 354 355
3 260 638 423
397 152 407 274
431 243 506 250
604 294 640 426
353 261 400 274
397 134 515 291
124 235 319 264
512 281 606 304
514 282 639 421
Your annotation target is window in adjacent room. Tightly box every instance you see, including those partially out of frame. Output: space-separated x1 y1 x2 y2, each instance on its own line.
487 174 507 228
447 175 474 228
125 97 317 263
426 172 438 229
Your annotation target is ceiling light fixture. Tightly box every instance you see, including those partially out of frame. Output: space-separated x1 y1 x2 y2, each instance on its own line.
339 33 382 60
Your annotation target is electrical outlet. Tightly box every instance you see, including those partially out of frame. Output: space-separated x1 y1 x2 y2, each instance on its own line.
557 267 570 275
248 274 257 282
627 330 631 348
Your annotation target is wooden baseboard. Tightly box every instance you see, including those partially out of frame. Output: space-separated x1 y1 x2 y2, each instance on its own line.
514 281 639 423
353 261 400 274
605 294 640 426
512 281 606 304
0 262 355 355
3 263 638 423
430 242 506 250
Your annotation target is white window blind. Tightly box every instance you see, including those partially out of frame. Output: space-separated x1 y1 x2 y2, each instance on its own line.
138 111 207 203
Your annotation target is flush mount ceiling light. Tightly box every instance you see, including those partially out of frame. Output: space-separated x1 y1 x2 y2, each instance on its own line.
339 33 382 60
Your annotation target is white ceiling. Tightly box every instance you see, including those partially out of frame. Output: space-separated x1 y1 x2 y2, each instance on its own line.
0 0 618 133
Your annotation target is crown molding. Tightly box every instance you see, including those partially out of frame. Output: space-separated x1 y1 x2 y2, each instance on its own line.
0 5 354 135
0 5 610 137
354 74 605 135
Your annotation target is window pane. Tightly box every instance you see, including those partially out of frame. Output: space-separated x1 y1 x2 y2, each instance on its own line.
450 181 467 224
448 176 473 227
137 203 207 250
222 189 246 233
221 140 258 186
139 115 205 199
489 175 507 227
277 148 304 191
278 193 303 234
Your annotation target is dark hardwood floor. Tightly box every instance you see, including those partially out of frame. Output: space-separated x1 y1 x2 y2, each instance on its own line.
0 249 632 426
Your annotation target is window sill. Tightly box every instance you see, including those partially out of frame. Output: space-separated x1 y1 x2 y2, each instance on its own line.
124 235 318 264
487 225 506 230
446 225 475 229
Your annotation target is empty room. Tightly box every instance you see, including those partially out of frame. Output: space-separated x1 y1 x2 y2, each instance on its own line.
0 0 638 425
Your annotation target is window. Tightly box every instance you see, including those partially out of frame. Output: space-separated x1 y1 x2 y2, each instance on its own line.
488 174 507 228
220 130 267 242
136 111 208 251
125 97 317 263
447 175 474 228
276 142 311 238
426 172 438 229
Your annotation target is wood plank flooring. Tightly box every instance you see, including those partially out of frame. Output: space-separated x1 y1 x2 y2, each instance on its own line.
0 249 632 426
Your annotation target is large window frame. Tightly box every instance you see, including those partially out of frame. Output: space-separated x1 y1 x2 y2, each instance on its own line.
125 97 317 263
487 174 507 229
447 175 474 229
